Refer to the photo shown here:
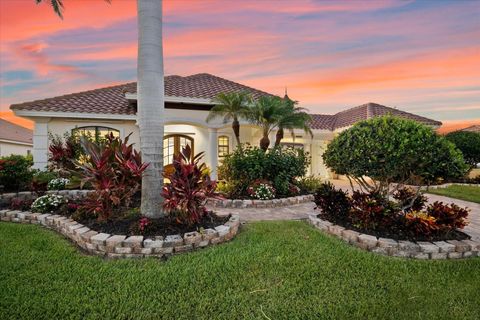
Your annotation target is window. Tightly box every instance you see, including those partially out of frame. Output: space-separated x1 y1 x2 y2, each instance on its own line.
218 136 229 158
163 134 193 166
72 126 120 142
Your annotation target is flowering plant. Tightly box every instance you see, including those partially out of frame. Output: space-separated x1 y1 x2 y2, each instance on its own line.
31 194 66 213
247 180 276 200
47 178 70 190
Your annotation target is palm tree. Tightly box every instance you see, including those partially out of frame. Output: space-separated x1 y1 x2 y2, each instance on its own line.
38 0 165 218
274 98 313 146
246 96 285 151
206 92 251 145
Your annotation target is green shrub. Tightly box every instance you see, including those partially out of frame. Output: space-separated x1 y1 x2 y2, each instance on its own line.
0 155 33 192
445 131 480 168
296 175 322 194
323 116 468 196
31 170 59 195
218 145 309 198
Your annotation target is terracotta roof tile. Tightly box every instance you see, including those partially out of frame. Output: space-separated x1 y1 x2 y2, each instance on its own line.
309 102 441 130
0 119 33 144
10 73 272 115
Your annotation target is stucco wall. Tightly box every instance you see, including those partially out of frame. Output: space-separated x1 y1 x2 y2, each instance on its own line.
0 141 32 157
29 110 334 179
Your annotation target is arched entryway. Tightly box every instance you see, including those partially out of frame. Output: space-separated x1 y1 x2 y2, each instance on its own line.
163 134 194 174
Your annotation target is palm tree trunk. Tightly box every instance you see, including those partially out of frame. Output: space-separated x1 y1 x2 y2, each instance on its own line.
260 127 270 151
137 0 164 218
232 117 241 145
274 127 284 146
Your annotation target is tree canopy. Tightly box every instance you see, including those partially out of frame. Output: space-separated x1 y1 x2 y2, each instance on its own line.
322 116 468 195
445 130 480 168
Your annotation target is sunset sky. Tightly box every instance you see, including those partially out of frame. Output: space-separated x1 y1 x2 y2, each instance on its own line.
0 0 479 131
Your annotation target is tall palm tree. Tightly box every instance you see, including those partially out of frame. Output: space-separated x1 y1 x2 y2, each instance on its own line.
206 92 251 145
38 0 165 218
274 98 313 146
247 95 285 151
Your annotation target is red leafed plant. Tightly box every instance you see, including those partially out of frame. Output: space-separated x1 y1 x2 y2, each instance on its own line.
404 211 439 238
48 132 84 174
162 144 223 225
77 133 148 220
426 201 469 231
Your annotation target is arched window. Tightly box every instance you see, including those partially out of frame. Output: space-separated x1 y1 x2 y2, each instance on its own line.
72 126 120 142
218 135 229 158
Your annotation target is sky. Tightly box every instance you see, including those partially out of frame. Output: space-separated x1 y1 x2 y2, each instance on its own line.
0 0 479 131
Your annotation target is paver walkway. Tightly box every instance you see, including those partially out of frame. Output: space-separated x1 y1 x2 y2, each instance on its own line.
212 180 480 241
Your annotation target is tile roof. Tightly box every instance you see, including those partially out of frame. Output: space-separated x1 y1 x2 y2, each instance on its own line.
9 73 441 130
309 102 441 130
10 73 272 115
459 125 480 133
0 119 33 144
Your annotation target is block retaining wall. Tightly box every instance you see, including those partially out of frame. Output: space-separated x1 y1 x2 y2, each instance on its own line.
0 209 240 259
308 214 479 260
208 194 314 209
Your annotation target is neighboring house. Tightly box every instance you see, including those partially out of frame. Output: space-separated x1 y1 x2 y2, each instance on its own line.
10 73 441 178
458 125 480 133
0 119 33 157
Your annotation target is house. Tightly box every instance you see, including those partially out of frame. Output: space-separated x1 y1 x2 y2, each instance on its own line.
458 125 480 133
0 119 33 157
10 73 441 179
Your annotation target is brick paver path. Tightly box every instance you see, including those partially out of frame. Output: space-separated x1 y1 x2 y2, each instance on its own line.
212 180 480 241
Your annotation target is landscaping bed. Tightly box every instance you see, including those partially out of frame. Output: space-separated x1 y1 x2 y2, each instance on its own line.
308 214 478 260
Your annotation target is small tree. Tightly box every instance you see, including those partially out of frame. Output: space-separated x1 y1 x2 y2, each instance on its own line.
323 116 468 198
445 131 480 169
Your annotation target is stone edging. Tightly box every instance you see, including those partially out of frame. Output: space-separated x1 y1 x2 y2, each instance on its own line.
0 190 94 205
0 209 240 259
208 194 314 208
307 214 479 260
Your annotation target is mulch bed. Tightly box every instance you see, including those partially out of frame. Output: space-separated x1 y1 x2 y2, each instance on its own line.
317 213 470 242
77 212 230 238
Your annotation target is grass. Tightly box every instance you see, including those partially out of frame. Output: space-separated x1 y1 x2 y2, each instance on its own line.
1 222 479 320
426 185 480 203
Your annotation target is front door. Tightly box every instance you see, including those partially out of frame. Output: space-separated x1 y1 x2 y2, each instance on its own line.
163 134 194 175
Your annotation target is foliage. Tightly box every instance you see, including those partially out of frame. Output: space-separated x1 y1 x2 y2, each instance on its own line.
323 116 468 196
218 144 309 198
206 91 252 145
404 211 439 238
296 175 322 194
426 201 469 231
0 155 33 192
31 194 65 213
445 131 480 168
77 133 148 220
274 97 313 146
30 170 58 195
314 183 469 240
393 187 427 212
349 191 399 230
247 180 276 200
47 178 70 190
9 197 33 211
48 131 85 175
314 182 351 218
288 183 301 196
162 145 223 225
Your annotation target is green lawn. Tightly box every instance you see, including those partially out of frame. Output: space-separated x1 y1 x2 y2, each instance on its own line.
1 222 479 320
426 185 480 203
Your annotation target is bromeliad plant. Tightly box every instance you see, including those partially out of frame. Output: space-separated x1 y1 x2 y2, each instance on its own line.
162 145 223 225
77 133 148 220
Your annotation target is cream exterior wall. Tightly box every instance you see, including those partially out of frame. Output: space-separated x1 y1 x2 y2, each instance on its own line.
24 107 335 178
0 141 32 157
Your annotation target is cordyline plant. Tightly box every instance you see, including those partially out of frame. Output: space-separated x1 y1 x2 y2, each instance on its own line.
48 132 84 174
77 133 148 220
323 116 468 210
162 145 223 225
